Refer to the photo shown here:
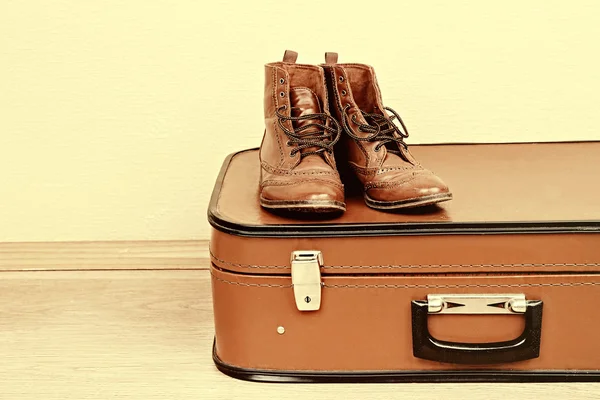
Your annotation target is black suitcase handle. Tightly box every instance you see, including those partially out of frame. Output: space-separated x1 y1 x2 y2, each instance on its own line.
411 300 543 365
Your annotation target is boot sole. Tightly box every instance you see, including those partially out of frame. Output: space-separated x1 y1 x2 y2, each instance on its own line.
364 192 453 210
260 198 346 213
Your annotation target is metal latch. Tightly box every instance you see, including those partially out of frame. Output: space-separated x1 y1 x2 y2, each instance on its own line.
291 251 323 311
427 294 528 315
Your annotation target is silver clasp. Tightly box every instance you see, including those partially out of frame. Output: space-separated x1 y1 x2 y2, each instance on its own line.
291 251 323 311
427 294 528 315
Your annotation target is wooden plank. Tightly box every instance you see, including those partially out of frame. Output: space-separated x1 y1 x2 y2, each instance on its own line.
0 269 597 399
0 240 209 271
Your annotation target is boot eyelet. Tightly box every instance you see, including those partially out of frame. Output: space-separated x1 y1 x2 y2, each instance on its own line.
286 141 292 146
279 78 285 84
280 91 285 97
339 76 344 82
341 90 347 96
374 146 381 152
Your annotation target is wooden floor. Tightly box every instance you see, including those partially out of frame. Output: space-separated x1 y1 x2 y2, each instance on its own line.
1 241 598 399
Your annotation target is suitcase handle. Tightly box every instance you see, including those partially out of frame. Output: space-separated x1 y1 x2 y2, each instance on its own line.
411 298 543 364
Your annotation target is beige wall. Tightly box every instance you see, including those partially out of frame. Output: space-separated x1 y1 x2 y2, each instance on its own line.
1 1 599 242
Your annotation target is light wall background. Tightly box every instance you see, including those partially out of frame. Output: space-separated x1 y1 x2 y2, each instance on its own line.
1 0 599 242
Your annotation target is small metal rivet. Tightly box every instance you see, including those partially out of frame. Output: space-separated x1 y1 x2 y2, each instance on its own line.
339 76 344 82
280 91 285 97
341 90 347 96
280 78 285 84
277 326 285 334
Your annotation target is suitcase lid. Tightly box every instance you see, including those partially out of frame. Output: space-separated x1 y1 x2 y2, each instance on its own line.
208 142 600 238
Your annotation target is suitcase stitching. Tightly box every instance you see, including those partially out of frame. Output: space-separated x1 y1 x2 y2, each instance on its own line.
324 282 600 289
210 251 287 269
211 274 292 288
211 273 600 289
210 251 600 270
324 263 600 269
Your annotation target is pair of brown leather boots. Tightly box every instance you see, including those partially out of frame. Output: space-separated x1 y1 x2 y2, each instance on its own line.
259 50 452 213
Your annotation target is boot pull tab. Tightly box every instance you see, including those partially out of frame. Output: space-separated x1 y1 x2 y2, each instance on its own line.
324 52 338 64
282 50 298 63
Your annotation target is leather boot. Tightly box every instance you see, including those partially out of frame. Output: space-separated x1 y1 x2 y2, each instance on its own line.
259 50 345 213
321 52 452 210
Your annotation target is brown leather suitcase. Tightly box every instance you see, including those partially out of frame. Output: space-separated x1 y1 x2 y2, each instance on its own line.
208 142 600 383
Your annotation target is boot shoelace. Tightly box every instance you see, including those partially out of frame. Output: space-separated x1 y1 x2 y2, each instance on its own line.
276 105 341 158
342 105 410 153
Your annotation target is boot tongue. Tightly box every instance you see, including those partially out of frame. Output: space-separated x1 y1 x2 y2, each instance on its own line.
288 87 332 167
289 87 322 133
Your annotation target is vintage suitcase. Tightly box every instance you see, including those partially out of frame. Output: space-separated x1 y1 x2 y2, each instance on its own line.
208 141 600 383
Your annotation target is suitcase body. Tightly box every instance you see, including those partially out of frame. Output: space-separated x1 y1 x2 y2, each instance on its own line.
208 142 600 382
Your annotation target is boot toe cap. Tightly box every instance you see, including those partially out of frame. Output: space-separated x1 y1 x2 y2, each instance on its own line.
365 171 451 209
260 181 345 211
